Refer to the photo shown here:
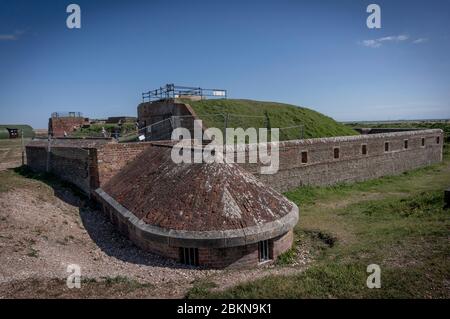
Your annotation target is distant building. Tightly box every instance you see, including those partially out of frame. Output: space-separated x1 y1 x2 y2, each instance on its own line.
48 112 88 137
6 128 19 138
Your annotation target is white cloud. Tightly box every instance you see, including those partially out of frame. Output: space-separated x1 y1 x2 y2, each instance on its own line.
413 38 428 44
361 34 410 48
362 39 381 48
0 34 17 41
0 30 25 41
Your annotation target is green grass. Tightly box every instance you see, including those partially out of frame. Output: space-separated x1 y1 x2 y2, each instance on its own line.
186 99 358 141
70 123 137 138
346 121 450 143
0 138 31 167
187 144 450 299
0 124 35 139
100 276 154 291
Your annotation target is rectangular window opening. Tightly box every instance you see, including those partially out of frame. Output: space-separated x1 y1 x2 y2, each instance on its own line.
301 151 308 164
385 142 390 152
180 247 199 266
258 240 271 262
333 147 340 159
404 140 408 149
362 144 367 155
437 136 440 144
421 138 425 147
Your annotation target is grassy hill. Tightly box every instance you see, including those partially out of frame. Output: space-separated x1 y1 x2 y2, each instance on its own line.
186 99 357 141
0 125 35 139
346 121 450 143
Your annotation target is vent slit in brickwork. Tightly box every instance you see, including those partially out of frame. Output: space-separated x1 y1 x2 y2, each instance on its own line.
333 147 340 159
258 240 270 262
180 247 199 266
361 144 367 155
301 151 308 164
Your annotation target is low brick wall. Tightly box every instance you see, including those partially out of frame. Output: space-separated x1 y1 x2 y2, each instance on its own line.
137 100 201 141
198 231 293 268
48 117 86 137
95 142 153 186
94 186 293 268
26 145 48 172
26 144 93 194
238 129 443 192
24 129 443 268
49 147 91 193
27 129 443 195
25 140 152 194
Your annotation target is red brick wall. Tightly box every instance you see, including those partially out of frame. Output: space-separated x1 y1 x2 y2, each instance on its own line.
25 141 154 193
198 244 259 268
26 145 92 194
239 129 444 192
96 142 153 187
198 230 293 268
49 117 86 137
94 188 294 268
273 229 294 257
26 146 48 172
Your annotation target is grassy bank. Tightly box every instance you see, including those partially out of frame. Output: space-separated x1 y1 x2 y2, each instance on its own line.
346 121 450 143
187 144 450 298
187 99 358 140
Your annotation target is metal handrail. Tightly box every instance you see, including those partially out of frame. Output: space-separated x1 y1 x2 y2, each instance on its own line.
142 83 227 102
51 112 83 118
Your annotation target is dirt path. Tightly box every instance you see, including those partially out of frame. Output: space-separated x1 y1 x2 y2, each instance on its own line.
0 175 310 298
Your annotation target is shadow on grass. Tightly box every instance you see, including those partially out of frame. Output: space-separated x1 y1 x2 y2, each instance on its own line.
11 165 195 269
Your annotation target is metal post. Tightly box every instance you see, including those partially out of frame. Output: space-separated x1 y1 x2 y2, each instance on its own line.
21 129 25 166
224 113 229 144
46 136 51 173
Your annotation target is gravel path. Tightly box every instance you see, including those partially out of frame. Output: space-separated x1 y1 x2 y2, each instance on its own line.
0 174 309 298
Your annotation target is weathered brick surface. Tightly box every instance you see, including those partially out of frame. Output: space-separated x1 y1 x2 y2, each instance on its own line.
137 100 200 140
26 141 152 194
273 229 293 257
239 129 444 192
50 147 91 193
93 188 295 268
48 117 87 137
26 145 92 194
195 231 293 268
100 145 296 232
25 129 443 268
26 146 48 172
26 129 443 196
96 142 153 186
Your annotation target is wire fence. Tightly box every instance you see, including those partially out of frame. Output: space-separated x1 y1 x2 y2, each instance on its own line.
126 113 304 143
58 111 305 144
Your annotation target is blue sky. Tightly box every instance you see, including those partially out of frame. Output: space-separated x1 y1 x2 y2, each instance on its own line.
1 0 449 128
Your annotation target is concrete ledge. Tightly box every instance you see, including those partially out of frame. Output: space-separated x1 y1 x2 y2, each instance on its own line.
94 188 299 248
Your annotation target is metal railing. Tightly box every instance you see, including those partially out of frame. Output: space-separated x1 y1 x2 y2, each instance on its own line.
51 112 83 118
121 113 304 143
142 83 227 102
